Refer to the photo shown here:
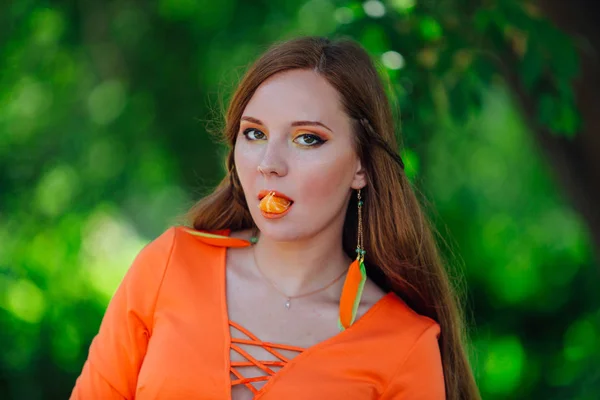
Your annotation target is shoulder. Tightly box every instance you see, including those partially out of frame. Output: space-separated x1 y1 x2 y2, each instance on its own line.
138 225 250 277
366 290 440 340
358 279 440 341
124 226 178 282
352 289 441 357
365 291 441 364
121 225 237 303
374 294 445 399
127 226 227 282
385 293 441 337
132 226 205 267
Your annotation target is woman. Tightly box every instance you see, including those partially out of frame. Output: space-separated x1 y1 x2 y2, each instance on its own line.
71 36 480 399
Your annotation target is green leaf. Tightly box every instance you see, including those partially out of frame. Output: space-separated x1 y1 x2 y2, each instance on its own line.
537 94 556 127
359 23 390 55
538 95 581 137
474 9 493 32
520 45 544 92
553 102 580 137
419 16 443 41
549 35 580 81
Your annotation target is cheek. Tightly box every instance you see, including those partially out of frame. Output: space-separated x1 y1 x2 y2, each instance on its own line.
294 151 356 205
234 142 258 184
233 138 258 170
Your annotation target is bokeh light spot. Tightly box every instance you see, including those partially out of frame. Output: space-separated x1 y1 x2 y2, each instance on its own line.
363 0 386 18
390 0 416 12
419 16 443 41
87 80 127 125
30 8 65 45
334 7 354 24
4 279 47 324
34 164 79 217
298 0 336 35
382 50 405 70
564 318 598 362
482 335 525 395
8 77 53 120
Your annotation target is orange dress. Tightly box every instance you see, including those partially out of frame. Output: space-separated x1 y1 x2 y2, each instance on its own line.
70 226 445 399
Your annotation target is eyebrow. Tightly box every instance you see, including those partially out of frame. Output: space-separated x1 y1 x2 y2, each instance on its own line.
240 116 333 132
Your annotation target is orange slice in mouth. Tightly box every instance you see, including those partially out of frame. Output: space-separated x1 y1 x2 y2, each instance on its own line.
259 192 293 214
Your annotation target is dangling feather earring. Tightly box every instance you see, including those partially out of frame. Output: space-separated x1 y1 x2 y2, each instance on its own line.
338 188 368 331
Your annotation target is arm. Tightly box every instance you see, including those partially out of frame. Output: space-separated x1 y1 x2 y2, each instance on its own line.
380 323 446 400
70 227 176 400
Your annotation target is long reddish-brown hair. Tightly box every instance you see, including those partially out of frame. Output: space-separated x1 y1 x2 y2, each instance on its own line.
187 36 480 399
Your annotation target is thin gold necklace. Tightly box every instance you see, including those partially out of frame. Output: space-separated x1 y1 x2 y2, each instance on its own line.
251 244 347 310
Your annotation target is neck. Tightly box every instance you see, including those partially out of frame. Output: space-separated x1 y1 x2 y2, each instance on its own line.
251 223 351 297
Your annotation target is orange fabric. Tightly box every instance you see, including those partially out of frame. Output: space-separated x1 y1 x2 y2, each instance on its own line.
70 226 446 399
229 320 304 394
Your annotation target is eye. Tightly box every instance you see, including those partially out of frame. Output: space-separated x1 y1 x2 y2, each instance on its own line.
242 128 266 141
294 133 325 147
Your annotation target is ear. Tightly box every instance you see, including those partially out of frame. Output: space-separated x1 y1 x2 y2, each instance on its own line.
350 158 367 190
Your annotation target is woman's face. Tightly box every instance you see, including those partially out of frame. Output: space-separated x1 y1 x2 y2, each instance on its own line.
234 69 366 241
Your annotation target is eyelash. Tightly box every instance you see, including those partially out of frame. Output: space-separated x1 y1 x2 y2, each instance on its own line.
242 128 326 147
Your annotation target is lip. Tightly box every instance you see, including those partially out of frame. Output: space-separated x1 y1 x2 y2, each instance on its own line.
257 190 294 202
260 206 293 219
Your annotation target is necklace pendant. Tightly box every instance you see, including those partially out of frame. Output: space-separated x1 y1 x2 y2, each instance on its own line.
285 298 291 309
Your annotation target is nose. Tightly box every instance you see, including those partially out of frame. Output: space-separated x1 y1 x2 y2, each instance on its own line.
257 140 288 177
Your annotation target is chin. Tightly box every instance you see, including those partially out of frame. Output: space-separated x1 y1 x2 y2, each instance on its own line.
253 215 307 242
256 224 303 242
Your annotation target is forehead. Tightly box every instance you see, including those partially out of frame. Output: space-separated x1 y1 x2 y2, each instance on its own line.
243 69 348 128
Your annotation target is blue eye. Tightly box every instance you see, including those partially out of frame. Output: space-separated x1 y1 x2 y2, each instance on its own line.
242 128 266 140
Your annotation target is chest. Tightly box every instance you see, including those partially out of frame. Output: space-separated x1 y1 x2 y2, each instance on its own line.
226 258 343 344
136 311 386 400
226 253 351 398
134 243 394 399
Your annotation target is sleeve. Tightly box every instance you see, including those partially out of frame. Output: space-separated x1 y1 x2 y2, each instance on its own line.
380 322 446 400
70 227 176 400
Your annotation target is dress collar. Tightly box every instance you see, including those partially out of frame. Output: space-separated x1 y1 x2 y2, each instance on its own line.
183 227 252 248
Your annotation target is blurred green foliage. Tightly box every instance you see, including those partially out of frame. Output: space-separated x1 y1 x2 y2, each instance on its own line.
1 1 598 399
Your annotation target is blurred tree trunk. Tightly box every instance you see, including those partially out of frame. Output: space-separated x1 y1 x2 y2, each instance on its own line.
508 0 600 261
